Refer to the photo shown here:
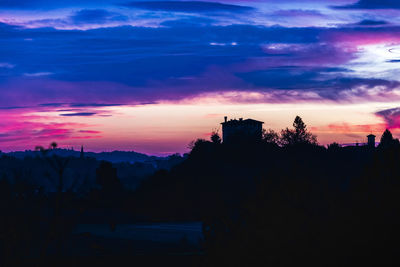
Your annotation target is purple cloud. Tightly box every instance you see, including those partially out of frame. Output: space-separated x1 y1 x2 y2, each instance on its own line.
376 107 400 129
59 112 97 117
121 1 254 13
272 9 325 17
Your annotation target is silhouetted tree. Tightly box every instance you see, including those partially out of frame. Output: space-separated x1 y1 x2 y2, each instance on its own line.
379 129 399 149
35 142 71 257
188 138 207 150
327 142 341 151
211 131 222 144
262 129 279 145
50 142 58 150
35 143 70 194
280 116 317 146
96 161 121 193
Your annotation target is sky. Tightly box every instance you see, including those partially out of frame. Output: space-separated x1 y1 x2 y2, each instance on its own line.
2 0 400 155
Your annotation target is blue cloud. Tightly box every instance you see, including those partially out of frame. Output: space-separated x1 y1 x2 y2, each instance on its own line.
334 0 400 9
1 19 399 106
0 0 117 9
0 22 321 86
70 9 128 24
238 67 400 100
161 17 216 27
121 1 254 13
356 20 388 26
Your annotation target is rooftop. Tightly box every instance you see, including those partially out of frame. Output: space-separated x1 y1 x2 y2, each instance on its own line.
221 117 264 125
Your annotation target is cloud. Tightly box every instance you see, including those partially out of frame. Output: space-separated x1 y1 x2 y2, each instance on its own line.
38 103 121 108
24 72 53 77
160 17 216 27
334 0 400 10
355 20 388 26
70 9 128 24
0 109 98 146
0 106 28 110
121 1 254 13
326 122 384 133
59 112 97 117
238 67 400 100
0 62 15 68
0 0 118 9
376 107 400 129
1 17 400 108
272 9 325 17
79 130 101 134
69 103 122 107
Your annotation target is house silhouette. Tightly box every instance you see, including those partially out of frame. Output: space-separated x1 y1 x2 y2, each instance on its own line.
221 116 264 144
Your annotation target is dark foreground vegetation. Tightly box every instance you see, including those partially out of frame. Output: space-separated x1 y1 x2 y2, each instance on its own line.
1 116 400 266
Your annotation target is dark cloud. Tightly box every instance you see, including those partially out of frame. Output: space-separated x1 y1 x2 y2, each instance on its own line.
356 19 388 26
238 67 400 100
0 106 28 109
39 103 121 108
59 112 97 117
121 1 254 13
1 19 400 107
39 103 67 107
69 103 122 107
334 0 400 9
0 22 321 89
0 0 116 9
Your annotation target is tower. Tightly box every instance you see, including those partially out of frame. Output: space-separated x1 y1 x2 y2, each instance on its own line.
80 145 84 158
367 134 376 148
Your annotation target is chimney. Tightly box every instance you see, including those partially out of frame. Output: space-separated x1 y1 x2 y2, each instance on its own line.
224 116 227 122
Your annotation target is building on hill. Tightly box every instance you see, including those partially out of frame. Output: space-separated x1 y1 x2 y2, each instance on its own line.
221 116 264 144
341 134 377 149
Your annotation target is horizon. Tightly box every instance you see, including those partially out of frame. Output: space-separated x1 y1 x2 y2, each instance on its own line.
0 121 385 157
2 0 400 154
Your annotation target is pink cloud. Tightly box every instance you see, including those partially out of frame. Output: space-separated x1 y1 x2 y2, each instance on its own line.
375 107 400 129
0 108 103 151
323 29 400 46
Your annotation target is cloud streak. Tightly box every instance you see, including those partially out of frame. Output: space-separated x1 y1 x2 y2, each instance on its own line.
59 112 97 117
334 0 400 10
121 1 254 13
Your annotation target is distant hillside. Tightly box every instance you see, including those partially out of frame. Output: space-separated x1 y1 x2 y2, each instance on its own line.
0 149 186 192
1 149 162 164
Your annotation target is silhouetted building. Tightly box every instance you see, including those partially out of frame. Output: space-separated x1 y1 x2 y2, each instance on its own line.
80 145 84 158
221 116 264 144
367 134 376 148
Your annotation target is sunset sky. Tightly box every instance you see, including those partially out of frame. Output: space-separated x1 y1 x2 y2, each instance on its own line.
2 0 400 155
